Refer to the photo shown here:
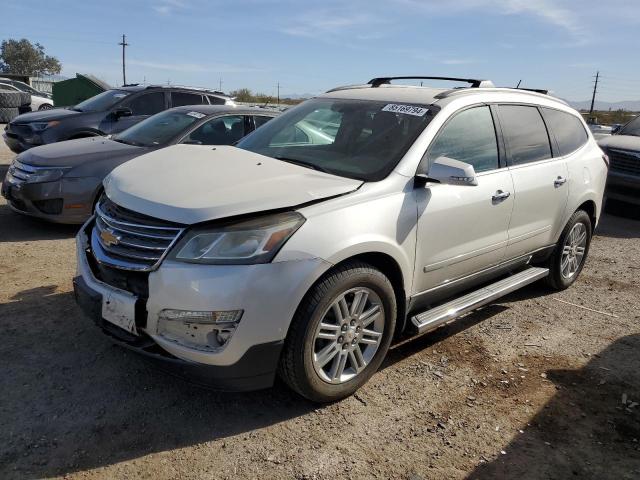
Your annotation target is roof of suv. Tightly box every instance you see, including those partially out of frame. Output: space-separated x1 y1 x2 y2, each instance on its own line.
319 80 568 109
116 84 232 99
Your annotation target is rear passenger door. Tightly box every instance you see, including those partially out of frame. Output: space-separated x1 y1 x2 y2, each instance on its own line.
498 104 569 259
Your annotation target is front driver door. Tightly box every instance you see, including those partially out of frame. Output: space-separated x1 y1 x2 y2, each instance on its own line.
413 105 514 294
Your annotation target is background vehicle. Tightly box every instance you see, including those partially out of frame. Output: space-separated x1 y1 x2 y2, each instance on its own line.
0 77 53 111
1 105 277 224
599 115 640 207
73 76 607 402
2 85 234 153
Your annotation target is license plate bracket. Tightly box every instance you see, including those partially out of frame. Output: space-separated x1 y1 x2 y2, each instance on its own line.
101 288 138 335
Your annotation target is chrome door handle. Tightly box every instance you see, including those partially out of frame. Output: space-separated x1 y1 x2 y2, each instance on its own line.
554 176 567 187
492 190 511 202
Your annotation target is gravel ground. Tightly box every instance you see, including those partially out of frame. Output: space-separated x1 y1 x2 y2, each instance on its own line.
1 129 639 479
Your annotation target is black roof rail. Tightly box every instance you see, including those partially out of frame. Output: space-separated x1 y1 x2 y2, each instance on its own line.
368 76 494 88
514 87 549 95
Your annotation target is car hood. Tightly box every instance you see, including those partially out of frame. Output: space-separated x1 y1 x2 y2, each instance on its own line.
12 107 81 123
18 137 145 168
104 144 363 224
598 134 640 151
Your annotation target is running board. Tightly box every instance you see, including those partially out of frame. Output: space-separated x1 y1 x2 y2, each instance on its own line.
411 267 549 334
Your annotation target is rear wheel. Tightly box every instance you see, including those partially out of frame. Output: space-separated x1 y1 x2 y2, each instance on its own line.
545 210 592 290
38 103 53 110
279 262 396 402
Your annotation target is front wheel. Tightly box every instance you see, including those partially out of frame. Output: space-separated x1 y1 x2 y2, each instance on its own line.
545 210 592 290
279 262 396 402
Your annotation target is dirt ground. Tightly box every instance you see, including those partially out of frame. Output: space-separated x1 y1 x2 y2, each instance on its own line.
0 128 639 480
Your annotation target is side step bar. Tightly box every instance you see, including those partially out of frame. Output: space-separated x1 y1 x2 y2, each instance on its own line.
411 267 549 334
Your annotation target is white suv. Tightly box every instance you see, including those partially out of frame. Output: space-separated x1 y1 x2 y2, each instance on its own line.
73 76 608 402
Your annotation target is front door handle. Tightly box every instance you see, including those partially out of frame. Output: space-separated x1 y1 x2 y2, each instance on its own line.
554 176 567 187
492 190 511 202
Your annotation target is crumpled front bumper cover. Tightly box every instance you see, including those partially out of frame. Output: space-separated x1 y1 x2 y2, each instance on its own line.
73 273 284 391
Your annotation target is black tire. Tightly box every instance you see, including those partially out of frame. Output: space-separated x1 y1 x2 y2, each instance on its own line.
279 261 397 402
19 92 31 106
38 103 53 110
0 91 22 108
545 210 592 290
0 107 19 123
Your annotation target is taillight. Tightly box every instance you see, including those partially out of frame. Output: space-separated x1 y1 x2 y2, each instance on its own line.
602 153 610 169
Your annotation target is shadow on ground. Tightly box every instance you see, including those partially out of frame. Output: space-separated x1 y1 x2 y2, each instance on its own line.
597 203 640 239
0 204 78 242
467 333 640 479
0 278 556 479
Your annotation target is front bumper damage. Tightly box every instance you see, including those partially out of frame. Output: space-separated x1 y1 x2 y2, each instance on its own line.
73 222 331 391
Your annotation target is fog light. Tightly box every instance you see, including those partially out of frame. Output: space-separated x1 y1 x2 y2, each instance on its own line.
157 309 243 351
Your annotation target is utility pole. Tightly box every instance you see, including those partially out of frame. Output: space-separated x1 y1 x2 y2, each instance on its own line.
276 81 280 105
219 78 223 92
589 71 600 117
118 34 129 86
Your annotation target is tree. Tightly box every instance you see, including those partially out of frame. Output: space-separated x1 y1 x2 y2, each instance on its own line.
0 38 62 76
229 88 253 102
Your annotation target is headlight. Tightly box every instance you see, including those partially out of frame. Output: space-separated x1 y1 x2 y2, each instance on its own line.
171 211 305 265
30 121 60 132
28 168 68 182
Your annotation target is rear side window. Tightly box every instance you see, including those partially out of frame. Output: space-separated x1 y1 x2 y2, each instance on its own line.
208 95 226 105
123 92 165 116
427 105 499 173
542 108 588 156
254 115 273 128
172 92 206 107
499 105 552 165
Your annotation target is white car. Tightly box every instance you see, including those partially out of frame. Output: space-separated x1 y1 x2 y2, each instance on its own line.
74 76 608 402
0 78 53 110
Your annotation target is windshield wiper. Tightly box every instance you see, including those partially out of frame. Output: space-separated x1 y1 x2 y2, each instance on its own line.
273 156 333 174
112 137 144 147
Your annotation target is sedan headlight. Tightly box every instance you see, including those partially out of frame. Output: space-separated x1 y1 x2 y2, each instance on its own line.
27 168 68 182
171 211 305 265
30 121 60 132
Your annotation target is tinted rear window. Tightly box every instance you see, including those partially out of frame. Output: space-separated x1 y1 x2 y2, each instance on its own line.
499 105 552 165
208 95 226 105
172 91 205 107
542 108 588 156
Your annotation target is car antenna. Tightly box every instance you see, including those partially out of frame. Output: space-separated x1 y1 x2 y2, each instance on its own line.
516 79 522 88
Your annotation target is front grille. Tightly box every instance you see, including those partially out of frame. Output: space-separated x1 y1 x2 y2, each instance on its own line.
609 149 640 177
33 198 63 215
91 197 185 271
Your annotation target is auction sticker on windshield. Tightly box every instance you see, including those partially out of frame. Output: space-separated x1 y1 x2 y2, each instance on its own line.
187 111 206 119
382 104 428 116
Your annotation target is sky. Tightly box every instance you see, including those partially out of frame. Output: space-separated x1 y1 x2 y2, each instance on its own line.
2 0 640 102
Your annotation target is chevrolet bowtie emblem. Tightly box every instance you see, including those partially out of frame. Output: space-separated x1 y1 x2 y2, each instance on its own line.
100 229 120 247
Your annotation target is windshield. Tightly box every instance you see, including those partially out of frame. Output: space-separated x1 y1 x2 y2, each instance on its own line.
619 116 640 137
73 89 130 112
236 98 433 181
113 109 204 146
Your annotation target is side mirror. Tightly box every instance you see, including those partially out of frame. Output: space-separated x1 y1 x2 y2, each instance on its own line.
113 107 132 119
420 156 478 186
611 125 621 135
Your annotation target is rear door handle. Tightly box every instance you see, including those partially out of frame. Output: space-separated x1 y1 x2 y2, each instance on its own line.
492 190 511 202
554 176 567 187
